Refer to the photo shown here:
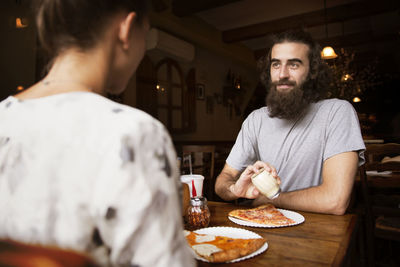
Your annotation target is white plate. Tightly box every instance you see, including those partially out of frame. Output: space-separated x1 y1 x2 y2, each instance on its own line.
191 226 268 263
229 208 305 228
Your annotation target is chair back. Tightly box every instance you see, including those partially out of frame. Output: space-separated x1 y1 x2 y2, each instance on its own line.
182 145 215 200
358 142 400 260
364 143 400 172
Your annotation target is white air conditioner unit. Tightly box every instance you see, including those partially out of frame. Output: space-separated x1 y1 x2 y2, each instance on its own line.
146 28 195 62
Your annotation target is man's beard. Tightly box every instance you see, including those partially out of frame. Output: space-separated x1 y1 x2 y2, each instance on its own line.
266 77 312 120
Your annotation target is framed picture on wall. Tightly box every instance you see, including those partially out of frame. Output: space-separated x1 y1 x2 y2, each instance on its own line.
196 83 205 100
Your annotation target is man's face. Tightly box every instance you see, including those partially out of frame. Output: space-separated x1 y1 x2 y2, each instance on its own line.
270 42 310 91
266 42 312 119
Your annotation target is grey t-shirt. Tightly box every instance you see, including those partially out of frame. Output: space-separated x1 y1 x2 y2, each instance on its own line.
227 99 365 192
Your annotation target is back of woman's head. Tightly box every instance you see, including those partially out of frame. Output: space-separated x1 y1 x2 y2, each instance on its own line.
35 0 149 58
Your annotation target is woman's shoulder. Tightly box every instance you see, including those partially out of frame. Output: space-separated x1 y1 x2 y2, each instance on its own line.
78 92 155 118
58 92 167 138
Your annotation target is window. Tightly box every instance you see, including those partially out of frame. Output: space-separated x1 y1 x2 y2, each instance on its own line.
156 58 188 133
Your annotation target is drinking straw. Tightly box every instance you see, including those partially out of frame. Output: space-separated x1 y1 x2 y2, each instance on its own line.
188 154 192 175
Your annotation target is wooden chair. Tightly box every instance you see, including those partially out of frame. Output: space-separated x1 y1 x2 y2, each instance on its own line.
359 143 400 266
182 145 215 200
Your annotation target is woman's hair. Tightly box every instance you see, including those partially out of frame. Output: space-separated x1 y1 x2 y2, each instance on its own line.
34 0 149 58
258 29 333 102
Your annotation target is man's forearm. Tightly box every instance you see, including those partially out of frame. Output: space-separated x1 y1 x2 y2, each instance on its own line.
254 152 358 215
253 184 351 215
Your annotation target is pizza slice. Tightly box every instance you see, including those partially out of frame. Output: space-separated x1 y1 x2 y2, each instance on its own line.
229 204 296 226
184 230 266 263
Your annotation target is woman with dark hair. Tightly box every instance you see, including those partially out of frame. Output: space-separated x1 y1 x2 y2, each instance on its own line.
0 1 195 266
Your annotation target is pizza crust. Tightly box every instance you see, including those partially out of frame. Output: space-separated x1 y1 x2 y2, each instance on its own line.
209 238 265 262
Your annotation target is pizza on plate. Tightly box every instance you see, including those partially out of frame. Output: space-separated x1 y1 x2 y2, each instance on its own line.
184 230 265 263
229 204 295 226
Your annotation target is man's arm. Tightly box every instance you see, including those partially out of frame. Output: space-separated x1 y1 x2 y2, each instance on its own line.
214 164 241 201
253 151 359 215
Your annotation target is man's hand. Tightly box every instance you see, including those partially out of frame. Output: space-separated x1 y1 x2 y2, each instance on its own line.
215 161 280 201
229 165 260 198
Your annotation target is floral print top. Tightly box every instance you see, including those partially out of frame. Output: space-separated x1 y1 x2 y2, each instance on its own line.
0 92 195 267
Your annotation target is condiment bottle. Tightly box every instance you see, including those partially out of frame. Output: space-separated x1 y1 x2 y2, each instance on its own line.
185 196 210 230
181 183 190 217
251 167 281 199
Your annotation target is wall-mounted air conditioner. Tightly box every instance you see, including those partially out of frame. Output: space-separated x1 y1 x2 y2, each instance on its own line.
146 28 195 62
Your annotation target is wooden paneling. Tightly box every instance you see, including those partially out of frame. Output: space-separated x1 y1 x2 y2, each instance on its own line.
254 31 399 61
222 0 399 43
172 0 241 17
136 55 158 117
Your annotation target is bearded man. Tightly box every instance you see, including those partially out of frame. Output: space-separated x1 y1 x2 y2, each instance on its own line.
215 30 365 215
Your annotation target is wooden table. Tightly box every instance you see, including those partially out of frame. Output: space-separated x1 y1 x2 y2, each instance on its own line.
197 201 359 267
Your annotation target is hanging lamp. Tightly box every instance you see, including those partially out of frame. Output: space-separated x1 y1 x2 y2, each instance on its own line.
321 46 338 59
321 0 337 59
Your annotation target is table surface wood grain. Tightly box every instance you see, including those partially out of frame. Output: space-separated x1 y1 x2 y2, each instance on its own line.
195 201 358 267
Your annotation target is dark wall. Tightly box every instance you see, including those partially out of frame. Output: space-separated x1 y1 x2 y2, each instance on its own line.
0 0 36 101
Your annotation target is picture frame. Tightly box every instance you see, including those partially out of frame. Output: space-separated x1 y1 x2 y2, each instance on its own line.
196 83 205 100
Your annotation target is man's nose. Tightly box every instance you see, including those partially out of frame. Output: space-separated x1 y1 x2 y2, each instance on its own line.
279 65 289 79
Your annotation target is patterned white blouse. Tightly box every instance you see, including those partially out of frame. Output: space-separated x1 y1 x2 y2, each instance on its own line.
0 92 195 267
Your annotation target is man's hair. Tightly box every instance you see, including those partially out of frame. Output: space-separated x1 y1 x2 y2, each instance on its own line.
34 0 149 59
259 29 333 102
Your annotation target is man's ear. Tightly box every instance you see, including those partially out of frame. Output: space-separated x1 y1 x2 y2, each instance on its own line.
310 72 318 79
310 66 318 79
118 12 136 50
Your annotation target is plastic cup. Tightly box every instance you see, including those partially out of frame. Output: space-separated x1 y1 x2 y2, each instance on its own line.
180 174 204 197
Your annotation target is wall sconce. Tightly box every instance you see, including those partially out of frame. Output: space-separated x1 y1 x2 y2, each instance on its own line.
15 17 28 28
223 69 246 117
234 77 241 90
155 82 165 92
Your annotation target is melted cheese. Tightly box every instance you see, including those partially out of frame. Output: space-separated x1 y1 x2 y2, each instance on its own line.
192 244 222 257
195 234 216 243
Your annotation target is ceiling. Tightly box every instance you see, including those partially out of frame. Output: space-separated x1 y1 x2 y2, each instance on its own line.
168 0 400 71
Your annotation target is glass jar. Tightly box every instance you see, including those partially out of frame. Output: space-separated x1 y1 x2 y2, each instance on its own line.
185 196 210 230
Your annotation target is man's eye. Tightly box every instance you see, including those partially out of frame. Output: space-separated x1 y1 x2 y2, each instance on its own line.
271 63 280 68
290 63 299 68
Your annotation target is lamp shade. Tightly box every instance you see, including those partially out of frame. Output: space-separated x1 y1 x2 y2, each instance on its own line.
321 46 338 59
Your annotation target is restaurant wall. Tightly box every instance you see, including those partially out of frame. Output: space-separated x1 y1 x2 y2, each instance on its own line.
0 0 36 101
126 7 261 143
177 47 259 142
132 46 259 142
